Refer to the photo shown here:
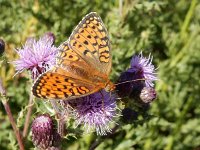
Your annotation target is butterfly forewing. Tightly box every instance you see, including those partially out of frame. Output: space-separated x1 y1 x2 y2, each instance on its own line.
68 12 112 75
57 42 88 67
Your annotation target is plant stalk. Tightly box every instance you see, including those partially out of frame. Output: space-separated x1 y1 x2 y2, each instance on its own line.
0 78 25 150
23 93 34 137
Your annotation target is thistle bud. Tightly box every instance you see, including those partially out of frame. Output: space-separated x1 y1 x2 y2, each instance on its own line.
44 32 56 44
31 114 61 150
139 87 157 103
0 39 5 56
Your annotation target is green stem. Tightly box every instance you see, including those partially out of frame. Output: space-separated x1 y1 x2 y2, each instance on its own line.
180 0 197 40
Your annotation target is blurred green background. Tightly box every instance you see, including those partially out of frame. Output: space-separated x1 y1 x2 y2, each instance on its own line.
0 0 200 149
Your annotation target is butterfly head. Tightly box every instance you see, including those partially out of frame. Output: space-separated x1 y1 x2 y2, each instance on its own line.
105 81 115 92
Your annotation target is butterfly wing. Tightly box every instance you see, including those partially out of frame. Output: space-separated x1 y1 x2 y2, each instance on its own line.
68 12 112 75
32 12 112 100
56 42 105 82
32 69 101 100
32 41 108 100
56 41 91 71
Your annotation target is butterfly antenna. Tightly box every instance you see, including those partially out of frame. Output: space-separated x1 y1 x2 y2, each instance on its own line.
114 78 146 86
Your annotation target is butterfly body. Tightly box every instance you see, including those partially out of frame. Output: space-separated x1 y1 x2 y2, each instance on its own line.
32 12 114 100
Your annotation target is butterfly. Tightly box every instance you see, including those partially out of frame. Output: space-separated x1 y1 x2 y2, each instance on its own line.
32 12 115 100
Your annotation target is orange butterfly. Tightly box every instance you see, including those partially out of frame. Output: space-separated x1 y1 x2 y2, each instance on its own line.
32 12 115 100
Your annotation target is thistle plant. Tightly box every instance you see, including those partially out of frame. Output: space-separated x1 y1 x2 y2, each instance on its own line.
10 33 158 149
1 1 199 149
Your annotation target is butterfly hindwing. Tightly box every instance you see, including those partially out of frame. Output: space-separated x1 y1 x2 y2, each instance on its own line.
32 70 100 100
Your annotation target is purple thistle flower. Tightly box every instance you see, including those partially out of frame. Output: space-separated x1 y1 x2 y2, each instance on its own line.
65 90 118 135
13 33 57 80
127 53 158 87
116 52 157 100
116 71 138 98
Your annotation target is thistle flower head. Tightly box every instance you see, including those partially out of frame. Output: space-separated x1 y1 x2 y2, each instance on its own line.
116 71 137 98
65 90 118 135
31 114 61 150
13 33 57 80
116 70 146 98
116 53 157 99
128 53 157 87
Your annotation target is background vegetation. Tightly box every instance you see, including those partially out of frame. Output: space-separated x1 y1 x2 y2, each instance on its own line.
0 0 200 149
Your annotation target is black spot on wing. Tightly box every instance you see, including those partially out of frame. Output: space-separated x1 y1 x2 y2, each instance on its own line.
84 40 89 45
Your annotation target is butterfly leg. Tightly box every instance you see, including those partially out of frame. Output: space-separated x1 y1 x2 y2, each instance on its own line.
57 115 66 137
50 100 63 114
60 100 76 114
50 100 67 137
